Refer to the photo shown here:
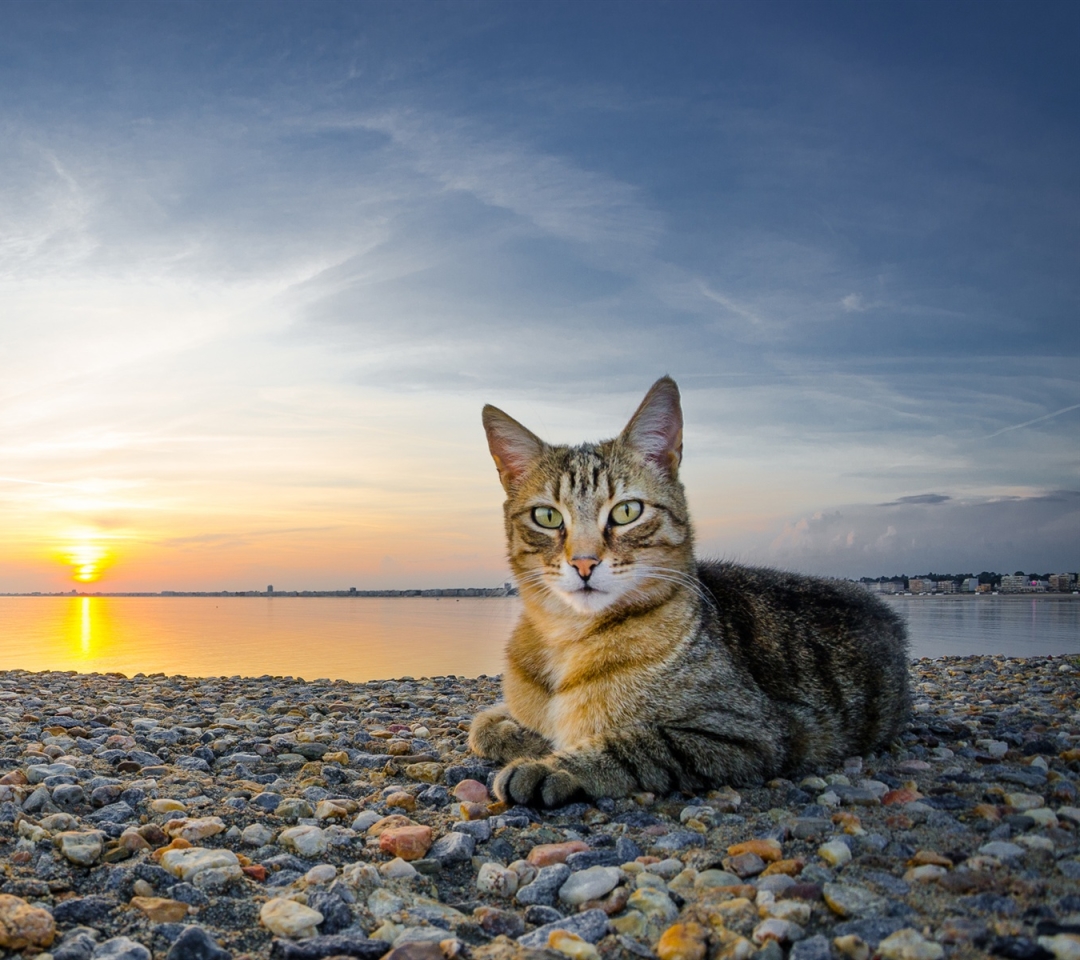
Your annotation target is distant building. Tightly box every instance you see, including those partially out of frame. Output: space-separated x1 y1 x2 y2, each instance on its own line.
999 575 1032 593
1049 573 1077 592
908 578 929 594
936 580 957 594
267 585 274 594
976 583 992 594
962 577 980 593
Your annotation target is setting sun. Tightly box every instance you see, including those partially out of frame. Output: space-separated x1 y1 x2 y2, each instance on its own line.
60 539 111 583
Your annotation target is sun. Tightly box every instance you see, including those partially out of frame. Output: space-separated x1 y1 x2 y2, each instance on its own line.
59 538 112 583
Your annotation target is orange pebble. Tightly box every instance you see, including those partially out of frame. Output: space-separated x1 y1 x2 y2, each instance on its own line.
378 825 433 861
761 858 805 877
527 840 589 866
727 838 782 862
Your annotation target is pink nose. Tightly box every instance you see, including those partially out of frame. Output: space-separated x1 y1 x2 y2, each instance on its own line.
570 556 599 580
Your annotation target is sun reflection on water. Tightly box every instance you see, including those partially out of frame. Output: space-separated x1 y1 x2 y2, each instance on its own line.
81 597 91 655
64 597 115 663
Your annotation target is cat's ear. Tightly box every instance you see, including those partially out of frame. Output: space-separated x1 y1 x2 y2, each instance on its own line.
620 376 683 477
483 405 545 492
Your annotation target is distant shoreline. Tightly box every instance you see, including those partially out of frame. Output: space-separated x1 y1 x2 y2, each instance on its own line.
0 587 518 598
1 589 1076 600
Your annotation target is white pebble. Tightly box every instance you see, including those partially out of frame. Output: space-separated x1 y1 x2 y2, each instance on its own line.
818 839 852 867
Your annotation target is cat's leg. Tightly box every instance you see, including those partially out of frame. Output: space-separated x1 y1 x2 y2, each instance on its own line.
468 703 553 764
494 721 780 807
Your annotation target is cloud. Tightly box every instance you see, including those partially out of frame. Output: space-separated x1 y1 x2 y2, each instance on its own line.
879 493 951 506
761 490 1079 576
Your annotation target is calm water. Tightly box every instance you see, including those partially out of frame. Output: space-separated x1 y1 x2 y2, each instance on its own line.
0 594 1076 681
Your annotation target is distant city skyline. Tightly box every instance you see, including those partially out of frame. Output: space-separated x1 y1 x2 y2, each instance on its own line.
1 1 1077 592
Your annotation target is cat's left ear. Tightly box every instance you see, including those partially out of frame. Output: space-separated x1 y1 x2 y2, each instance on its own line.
620 376 683 477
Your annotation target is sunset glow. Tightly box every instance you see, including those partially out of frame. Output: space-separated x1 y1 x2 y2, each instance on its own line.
0 3 1075 594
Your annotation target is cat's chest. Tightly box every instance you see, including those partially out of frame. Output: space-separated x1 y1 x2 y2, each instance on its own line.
543 649 659 751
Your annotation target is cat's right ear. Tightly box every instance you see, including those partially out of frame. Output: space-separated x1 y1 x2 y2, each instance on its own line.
483 405 544 492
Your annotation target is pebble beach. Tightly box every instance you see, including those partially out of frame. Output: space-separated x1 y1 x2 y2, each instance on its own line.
1 656 1078 960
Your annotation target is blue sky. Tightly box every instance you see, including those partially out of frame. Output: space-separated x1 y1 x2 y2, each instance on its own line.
0 0 1077 590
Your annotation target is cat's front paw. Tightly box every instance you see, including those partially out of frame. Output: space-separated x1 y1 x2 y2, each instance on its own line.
494 757 584 808
469 704 551 763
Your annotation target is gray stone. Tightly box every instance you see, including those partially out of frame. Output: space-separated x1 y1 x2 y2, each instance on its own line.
615 837 643 862
175 757 211 773
517 908 609 948
55 896 118 925
558 866 621 905
307 891 354 935
832 917 908 948
979 841 1025 859
566 849 623 870
428 831 475 863
53 783 87 807
164 926 231 960
268 934 390 960
87 801 136 824
650 829 705 851
790 935 832 960
92 937 152 960
450 820 491 842
54 931 98 960
22 784 53 813
830 785 881 806
27 762 78 783
516 863 571 906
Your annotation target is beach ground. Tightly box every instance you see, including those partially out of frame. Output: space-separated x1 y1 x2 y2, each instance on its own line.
0 655 1077 960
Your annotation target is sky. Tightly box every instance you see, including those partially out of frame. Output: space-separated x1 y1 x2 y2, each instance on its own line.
1 0 1077 592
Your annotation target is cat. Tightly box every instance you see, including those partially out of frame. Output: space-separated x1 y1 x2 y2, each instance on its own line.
468 375 911 808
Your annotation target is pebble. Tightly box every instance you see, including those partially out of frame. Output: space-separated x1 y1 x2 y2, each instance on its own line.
516 863 571 906
656 921 708 960
877 928 945 960
476 861 518 897
57 829 104 865
818 839 852 867
278 824 328 857
558 865 621 905
0 893 56 949
259 898 324 938
378 825 432 860
0 655 1072 959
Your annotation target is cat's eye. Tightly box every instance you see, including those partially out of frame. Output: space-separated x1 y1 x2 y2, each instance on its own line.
609 500 643 525
532 506 564 529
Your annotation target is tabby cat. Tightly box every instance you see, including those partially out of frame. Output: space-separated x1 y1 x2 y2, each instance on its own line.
469 376 911 808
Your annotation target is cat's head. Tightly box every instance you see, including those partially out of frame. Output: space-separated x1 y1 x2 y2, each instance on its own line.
483 377 693 617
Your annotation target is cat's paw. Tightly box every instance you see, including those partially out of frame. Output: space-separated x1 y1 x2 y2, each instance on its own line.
494 757 584 808
469 704 551 763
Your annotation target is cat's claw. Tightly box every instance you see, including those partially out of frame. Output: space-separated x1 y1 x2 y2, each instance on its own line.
494 758 584 808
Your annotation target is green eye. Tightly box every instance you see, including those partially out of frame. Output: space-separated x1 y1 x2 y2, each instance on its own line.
610 500 643 525
532 506 564 529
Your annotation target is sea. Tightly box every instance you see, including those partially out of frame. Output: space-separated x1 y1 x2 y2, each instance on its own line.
0 594 1076 682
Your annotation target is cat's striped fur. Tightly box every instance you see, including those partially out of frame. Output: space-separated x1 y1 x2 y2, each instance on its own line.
470 376 911 807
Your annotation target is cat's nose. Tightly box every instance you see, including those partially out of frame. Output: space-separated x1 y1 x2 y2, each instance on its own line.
570 556 600 581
